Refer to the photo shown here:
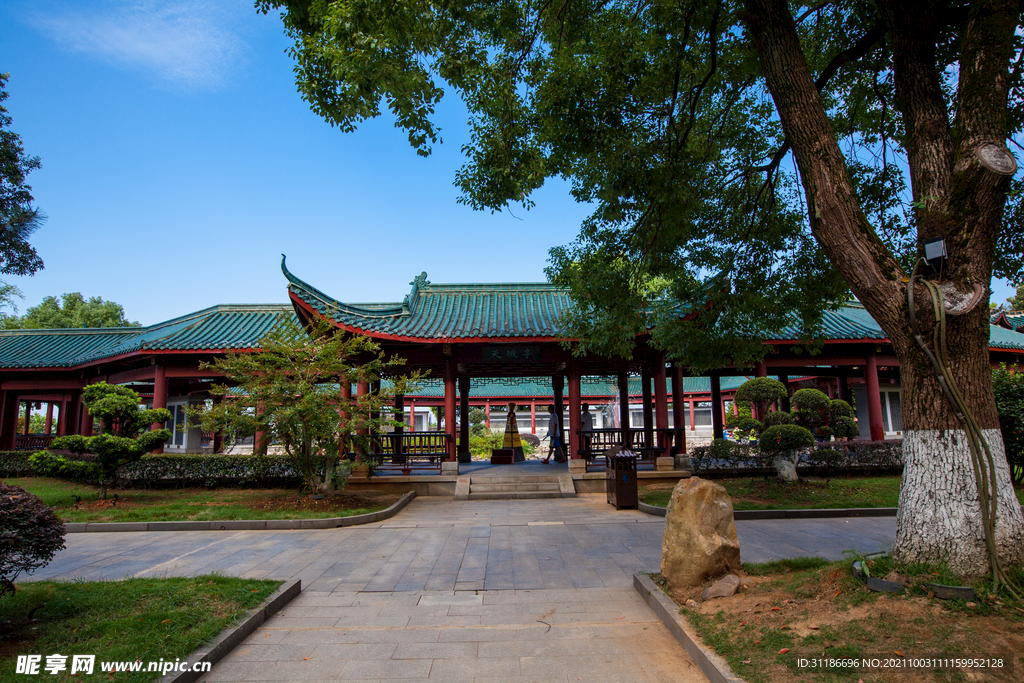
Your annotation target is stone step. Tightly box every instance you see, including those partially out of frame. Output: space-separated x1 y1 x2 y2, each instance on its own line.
467 491 565 500
468 483 561 494
469 475 559 485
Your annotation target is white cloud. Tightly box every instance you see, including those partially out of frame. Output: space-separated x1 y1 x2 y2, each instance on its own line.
29 1 248 90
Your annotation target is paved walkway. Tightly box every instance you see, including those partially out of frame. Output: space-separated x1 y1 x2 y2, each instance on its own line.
31 495 896 682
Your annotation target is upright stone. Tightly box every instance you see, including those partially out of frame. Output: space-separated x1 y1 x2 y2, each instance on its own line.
661 477 741 588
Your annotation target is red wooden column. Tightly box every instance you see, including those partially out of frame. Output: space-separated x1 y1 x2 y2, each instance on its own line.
617 373 630 431
44 402 54 434
710 374 725 440
671 365 686 454
837 376 849 402
552 375 565 439
530 402 536 434
56 397 68 435
654 358 670 457
484 401 490 428
689 399 696 430
458 377 470 459
865 354 886 441
641 368 654 449
65 392 82 440
355 380 369 458
80 405 94 437
779 373 791 412
212 396 224 453
444 360 457 461
151 363 168 453
407 397 415 430
0 392 20 450
567 363 582 459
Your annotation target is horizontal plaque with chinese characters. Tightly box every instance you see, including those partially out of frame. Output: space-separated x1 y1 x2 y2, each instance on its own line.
480 346 542 363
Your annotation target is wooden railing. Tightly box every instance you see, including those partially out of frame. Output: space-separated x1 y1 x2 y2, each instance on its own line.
363 431 451 475
571 428 678 470
15 434 59 451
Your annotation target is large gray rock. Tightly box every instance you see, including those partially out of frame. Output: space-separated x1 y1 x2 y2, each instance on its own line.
661 477 741 588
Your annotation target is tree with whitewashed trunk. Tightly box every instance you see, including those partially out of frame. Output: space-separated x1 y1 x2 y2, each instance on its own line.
260 0 1024 578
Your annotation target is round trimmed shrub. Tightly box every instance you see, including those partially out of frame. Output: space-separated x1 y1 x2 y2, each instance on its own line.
758 424 815 453
736 378 788 414
708 438 741 461
792 388 831 415
829 399 855 420
762 410 793 427
832 416 859 440
0 483 66 594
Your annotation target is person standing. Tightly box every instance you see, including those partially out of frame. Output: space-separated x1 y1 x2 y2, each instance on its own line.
581 402 594 455
543 404 563 463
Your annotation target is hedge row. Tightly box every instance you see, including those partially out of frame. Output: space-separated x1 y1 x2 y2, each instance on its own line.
689 440 904 475
0 451 304 488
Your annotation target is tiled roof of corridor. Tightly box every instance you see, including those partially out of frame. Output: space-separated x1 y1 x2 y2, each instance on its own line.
0 305 293 368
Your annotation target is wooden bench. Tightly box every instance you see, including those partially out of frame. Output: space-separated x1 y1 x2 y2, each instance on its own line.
574 428 675 471
367 431 451 476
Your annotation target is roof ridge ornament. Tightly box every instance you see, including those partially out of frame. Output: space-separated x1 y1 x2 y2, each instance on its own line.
404 272 430 317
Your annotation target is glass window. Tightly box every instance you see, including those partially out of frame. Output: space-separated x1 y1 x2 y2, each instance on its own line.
887 391 902 432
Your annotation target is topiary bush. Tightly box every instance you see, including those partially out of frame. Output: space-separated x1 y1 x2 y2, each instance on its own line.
762 410 793 427
832 416 859 440
0 483 66 595
0 451 34 478
758 424 815 482
829 399 855 420
735 378 788 416
520 433 541 449
28 451 101 483
117 453 302 488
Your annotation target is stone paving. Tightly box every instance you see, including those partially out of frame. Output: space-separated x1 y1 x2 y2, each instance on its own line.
31 495 896 682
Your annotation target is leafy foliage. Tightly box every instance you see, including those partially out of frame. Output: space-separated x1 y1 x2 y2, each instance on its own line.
993 367 1024 483
0 482 65 594
29 450 100 483
53 383 171 499
1007 284 1024 312
763 410 794 427
0 73 44 278
191 314 421 494
1 292 139 329
758 424 816 453
736 378 788 416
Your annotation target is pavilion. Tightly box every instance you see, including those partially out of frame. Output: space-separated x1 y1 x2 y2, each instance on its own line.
0 257 1022 471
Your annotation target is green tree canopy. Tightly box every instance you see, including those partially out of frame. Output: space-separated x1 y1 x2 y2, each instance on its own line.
192 313 422 494
1 292 139 329
1007 284 1024 311
53 383 171 499
0 73 44 278
262 0 1024 576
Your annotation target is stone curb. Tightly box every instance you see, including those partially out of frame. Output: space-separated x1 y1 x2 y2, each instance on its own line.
157 579 301 683
638 502 897 519
633 572 748 683
63 491 416 533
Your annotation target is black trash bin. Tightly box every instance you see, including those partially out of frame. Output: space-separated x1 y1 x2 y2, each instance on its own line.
606 448 638 510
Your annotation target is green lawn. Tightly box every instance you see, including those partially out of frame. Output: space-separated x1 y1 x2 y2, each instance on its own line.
640 476 1024 510
3 477 398 523
0 577 281 683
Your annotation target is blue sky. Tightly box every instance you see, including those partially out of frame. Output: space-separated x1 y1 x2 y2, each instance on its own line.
0 0 1017 326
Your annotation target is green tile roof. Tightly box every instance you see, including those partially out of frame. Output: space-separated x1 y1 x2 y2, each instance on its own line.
284 257 570 340
0 304 293 368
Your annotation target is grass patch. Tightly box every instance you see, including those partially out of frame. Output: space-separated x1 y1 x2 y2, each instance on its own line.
0 576 281 683
656 558 1024 683
5 477 400 523
639 476 902 510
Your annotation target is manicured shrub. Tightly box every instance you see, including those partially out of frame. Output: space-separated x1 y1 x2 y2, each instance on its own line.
117 453 302 488
830 399 855 420
762 410 793 427
520 433 541 449
0 483 66 595
832 416 859 440
0 451 34 477
807 448 845 475
758 424 816 453
28 450 100 483
735 378 788 415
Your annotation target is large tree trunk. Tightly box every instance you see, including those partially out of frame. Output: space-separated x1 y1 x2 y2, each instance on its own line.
744 0 1024 574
